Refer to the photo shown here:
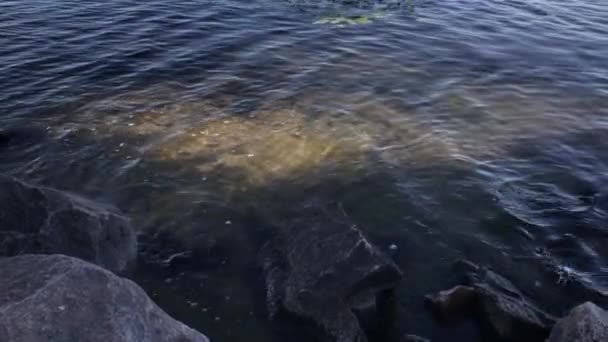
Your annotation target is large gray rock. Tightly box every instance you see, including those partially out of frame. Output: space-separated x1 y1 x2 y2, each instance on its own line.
260 210 403 342
0 254 209 342
427 260 555 342
547 302 607 342
0 175 136 273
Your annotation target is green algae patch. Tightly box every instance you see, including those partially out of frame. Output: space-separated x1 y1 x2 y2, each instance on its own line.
312 11 394 26
314 15 372 26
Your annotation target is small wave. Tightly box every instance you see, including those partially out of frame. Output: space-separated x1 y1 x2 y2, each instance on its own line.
496 174 596 228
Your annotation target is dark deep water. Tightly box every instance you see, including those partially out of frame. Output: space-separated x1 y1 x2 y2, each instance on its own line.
1 0 608 340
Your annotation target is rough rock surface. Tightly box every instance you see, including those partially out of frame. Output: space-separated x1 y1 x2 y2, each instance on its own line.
0 175 136 273
0 254 209 342
427 260 555 342
260 211 403 342
466 262 555 341
547 302 607 342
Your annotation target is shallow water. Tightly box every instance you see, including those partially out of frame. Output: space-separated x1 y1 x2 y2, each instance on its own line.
1 0 608 340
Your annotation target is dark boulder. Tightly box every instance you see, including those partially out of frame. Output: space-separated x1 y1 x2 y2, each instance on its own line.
0 254 209 342
426 260 555 341
547 302 607 342
466 263 556 341
0 175 136 273
260 212 403 342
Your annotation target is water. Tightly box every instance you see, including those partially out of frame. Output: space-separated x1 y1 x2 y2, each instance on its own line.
1 0 608 340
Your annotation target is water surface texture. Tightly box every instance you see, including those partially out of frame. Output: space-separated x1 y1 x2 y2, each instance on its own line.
1 0 608 341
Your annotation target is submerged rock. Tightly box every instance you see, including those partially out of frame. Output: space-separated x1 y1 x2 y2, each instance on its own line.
147 109 370 192
427 260 555 341
547 302 607 342
0 254 209 342
0 175 136 273
260 211 403 342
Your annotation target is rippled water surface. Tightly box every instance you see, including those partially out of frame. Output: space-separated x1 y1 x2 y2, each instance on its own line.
1 0 608 341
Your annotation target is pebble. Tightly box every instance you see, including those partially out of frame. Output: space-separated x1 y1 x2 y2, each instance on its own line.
128 123 135 127
247 153 255 157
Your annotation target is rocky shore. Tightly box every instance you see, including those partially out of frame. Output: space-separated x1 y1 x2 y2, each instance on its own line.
0 175 606 341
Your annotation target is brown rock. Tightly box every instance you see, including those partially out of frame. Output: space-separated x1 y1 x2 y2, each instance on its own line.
426 261 556 341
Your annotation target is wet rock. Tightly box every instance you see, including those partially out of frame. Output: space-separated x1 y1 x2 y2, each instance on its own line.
0 254 209 342
427 260 555 341
547 302 607 342
425 285 476 322
260 211 403 342
401 334 430 342
0 175 136 273
472 276 554 341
